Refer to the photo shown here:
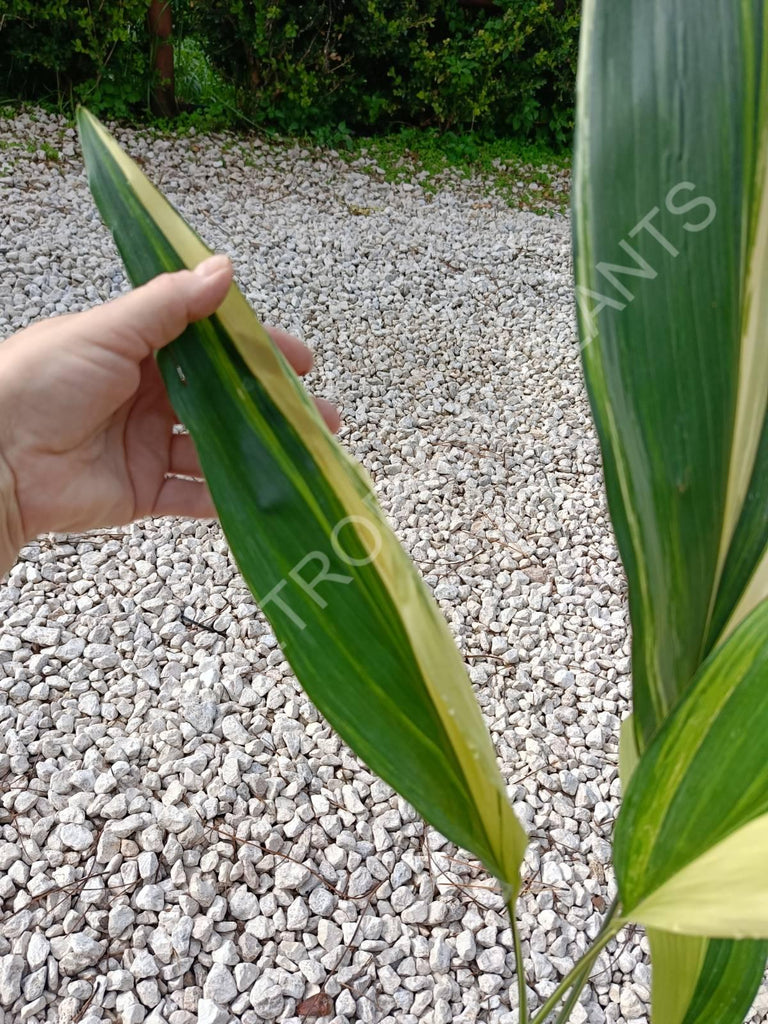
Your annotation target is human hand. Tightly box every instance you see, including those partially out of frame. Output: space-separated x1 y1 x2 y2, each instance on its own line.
0 254 340 564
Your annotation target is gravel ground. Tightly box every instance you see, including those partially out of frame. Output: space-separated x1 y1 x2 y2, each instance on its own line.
0 109 764 1024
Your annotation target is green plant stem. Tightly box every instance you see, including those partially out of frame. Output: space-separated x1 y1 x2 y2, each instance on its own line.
508 897 529 1023
528 901 623 1024
552 961 591 1024
553 905 621 1024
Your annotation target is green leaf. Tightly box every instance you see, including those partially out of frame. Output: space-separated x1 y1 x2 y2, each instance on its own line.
576 1 768 1015
624 744 767 1023
618 726 765 1024
677 937 768 1024
75 107 526 891
648 931 767 1024
573 0 768 752
614 600 768 937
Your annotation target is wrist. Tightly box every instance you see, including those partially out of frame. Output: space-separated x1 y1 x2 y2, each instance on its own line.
0 449 23 577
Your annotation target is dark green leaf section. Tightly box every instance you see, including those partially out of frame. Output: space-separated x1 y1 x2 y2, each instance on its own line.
614 601 768 913
573 0 765 750
77 108 513 882
681 939 768 1024
162 320 492 861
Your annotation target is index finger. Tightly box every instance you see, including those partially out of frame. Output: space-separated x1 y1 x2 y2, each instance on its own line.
265 326 314 376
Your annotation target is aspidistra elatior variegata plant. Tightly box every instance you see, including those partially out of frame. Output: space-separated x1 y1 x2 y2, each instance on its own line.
574 1 768 1021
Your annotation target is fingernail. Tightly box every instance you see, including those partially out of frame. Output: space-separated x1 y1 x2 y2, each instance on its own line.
194 254 231 278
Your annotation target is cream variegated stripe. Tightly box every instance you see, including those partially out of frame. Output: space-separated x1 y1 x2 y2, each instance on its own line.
618 715 639 788
648 930 707 1024
713 13 768 639
720 550 768 643
78 110 526 887
716 11 768 562
631 814 768 938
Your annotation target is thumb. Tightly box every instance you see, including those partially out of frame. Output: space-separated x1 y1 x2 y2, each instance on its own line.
86 254 234 358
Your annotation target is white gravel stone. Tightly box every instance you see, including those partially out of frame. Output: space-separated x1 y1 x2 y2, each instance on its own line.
103 793 129 818
23 967 47 1003
21 624 60 647
477 946 506 973
621 987 646 1019
234 963 259 992
135 885 165 912
156 804 191 833
318 920 344 951
0 844 21 871
402 899 429 924
171 917 194 956
26 934 50 971
131 951 159 979
0 955 24 1007
57 933 106 975
221 714 249 744
455 931 476 962
59 823 94 851
228 885 259 920
198 999 230 1024
136 978 161 1007
116 995 145 1024
429 937 452 973
107 970 134 992
203 963 237 1004
286 895 310 930
274 859 310 890
249 977 284 1019
541 860 565 886
109 905 135 939
212 940 239 966
308 888 335 916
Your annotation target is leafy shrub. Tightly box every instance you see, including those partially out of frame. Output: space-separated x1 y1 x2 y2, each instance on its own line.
0 0 579 144
180 0 579 145
0 0 152 117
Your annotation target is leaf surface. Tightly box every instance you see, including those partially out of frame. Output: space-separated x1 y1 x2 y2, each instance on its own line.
77 107 526 891
615 601 768 939
575 4 768 1014
574 0 768 749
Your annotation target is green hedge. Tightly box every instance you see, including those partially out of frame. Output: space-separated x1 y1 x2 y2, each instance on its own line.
183 0 579 145
0 0 579 145
0 0 152 118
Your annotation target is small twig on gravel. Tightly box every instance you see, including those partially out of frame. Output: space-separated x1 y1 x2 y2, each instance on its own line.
72 979 101 1023
180 610 230 638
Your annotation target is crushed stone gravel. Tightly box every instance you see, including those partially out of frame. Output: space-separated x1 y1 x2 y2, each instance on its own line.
1 109 766 1024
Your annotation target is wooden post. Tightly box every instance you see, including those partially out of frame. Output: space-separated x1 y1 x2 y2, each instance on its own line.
148 0 177 116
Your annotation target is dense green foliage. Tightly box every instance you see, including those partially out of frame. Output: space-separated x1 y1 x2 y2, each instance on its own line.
0 0 152 118
183 0 579 145
0 0 579 146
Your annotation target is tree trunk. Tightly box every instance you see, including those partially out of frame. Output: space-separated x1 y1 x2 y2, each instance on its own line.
148 0 177 117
